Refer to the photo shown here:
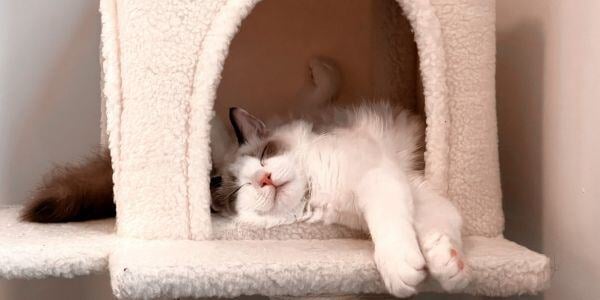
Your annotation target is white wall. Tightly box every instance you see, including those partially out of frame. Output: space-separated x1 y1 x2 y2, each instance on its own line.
497 1 600 299
0 0 101 205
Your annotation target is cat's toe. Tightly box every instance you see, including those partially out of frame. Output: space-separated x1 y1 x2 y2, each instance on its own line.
422 233 471 292
375 245 427 297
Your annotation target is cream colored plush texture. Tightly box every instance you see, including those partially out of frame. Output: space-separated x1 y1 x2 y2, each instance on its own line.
101 0 450 240
0 0 549 298
0 207 362 277
430 0 505 237
100 0 502 240
103 0 225 240
0 207 549 298
0 207 114 279
212 216 368 240
109 236 550 299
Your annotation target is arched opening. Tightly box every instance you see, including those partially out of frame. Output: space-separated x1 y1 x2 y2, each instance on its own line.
214 0 424 122
185 0 448 239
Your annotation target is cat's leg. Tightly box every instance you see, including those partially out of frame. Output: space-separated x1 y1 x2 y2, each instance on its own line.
412 180 471 292
297 57 341 112
356 168 426 297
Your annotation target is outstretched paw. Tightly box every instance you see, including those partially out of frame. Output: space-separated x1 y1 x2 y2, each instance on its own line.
421 233 471 292
375 242 427 298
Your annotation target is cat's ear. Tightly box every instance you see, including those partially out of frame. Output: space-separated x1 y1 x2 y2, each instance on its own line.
229 107 267 145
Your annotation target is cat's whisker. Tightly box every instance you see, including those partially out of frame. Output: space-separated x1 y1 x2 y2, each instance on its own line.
225 183 251 202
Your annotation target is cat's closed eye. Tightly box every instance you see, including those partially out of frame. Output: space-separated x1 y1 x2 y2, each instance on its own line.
260 140 286 164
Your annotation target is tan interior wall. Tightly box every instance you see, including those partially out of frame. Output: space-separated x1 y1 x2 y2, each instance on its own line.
215 0 420 121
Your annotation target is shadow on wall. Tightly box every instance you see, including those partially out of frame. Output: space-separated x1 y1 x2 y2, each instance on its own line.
0 274 114 300
496 20 545 300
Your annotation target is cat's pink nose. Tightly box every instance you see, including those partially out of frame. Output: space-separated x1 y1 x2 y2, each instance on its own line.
259 172 274 187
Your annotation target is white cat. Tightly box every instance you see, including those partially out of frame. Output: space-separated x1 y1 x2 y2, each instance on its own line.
210 61 470 298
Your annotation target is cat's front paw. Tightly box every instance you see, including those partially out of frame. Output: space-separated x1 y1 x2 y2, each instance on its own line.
374 242 427 298
421 232 471 292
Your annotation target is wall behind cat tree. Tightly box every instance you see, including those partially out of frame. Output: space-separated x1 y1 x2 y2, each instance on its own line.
0 0 101 206
1 0 599 299
497 1 600 299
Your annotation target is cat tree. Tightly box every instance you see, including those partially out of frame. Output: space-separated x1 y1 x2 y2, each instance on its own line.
0 0 550 298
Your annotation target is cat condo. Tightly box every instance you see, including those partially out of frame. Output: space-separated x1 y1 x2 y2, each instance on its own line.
0 0 550 298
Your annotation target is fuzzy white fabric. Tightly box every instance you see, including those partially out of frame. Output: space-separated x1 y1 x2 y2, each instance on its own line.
109 236 550 299
101 0 226 240
0 207 115 279
98 0 502 239
97 0 505 238
1 205 549 297
429 0 504 237
98 0 453 240
212 216 367 240
0 207 364 279
68 0 547 297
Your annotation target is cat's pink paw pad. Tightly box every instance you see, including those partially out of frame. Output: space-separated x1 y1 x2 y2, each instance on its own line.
449 248 466 270
422 233 471 292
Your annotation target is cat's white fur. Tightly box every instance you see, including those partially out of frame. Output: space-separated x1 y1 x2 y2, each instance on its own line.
221 59 470 297
226 104 469 296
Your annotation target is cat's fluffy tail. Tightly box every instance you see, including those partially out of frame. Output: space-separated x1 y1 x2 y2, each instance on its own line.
20 150 115 223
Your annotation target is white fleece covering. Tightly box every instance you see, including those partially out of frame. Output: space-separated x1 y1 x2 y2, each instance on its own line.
0 207 364 279
0 0 546 297
0 207 115 279
98 0 505 238
429 0 504 237
0 207 550 298
109 236 550 299
99 0 453 241
101 0 226 240
212 216 367 240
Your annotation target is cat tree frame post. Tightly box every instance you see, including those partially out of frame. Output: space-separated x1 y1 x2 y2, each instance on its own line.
0 0 550 298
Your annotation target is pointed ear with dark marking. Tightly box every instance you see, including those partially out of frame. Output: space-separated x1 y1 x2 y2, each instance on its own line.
229 107 267 145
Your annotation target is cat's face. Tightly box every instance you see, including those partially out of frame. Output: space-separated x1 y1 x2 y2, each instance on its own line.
210 108 308 218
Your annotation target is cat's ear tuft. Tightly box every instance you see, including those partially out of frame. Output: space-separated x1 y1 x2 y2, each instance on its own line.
229 107 267 145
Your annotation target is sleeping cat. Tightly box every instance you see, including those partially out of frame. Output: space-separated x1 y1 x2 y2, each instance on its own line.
22 58 469 297
211 103 470 297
